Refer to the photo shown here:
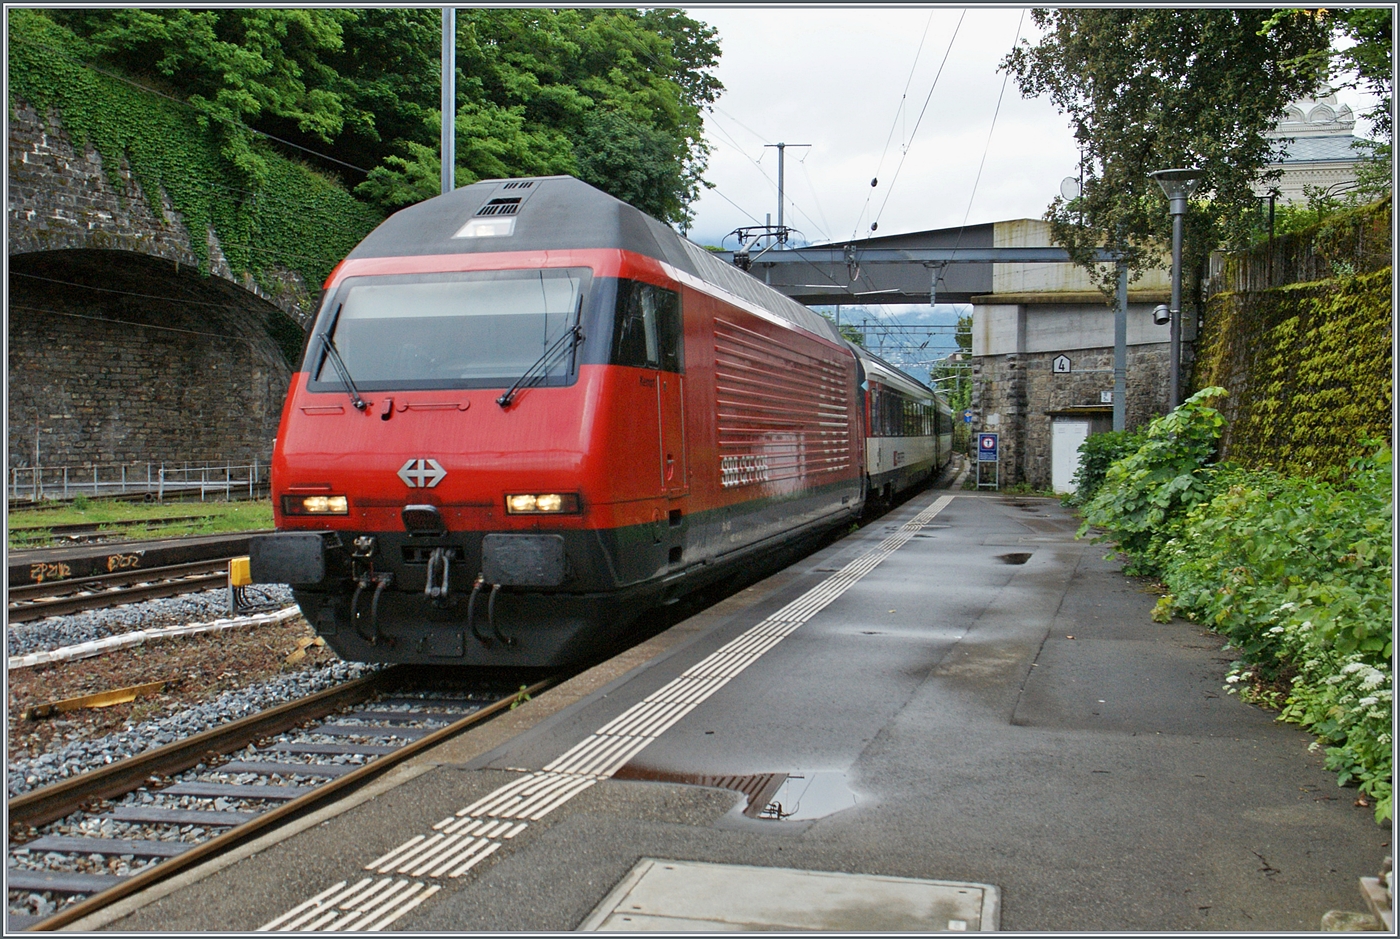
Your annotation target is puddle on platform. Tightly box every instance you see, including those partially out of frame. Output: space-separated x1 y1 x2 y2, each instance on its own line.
996 552 1032 565
755 772 859 821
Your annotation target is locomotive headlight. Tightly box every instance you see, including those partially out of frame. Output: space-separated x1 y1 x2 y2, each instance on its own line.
505 492 580 514
282 495 349 515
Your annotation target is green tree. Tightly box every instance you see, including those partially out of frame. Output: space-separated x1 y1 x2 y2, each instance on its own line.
1003 9 1330 289
32 8 723 226
932 314 972 414
1325 9 1390 199
357 8 720 225
39 8 353 188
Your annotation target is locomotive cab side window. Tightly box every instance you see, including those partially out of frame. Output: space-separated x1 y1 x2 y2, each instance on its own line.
612 281 683 373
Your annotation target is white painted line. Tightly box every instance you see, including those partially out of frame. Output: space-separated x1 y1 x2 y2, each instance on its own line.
8 606 302 670
526 777 598 819
257 879 351 931
359 884 440 932
410 836 483 878
382 834 455 874
392 834 461 875
331 878 419 930
363 834 426 872
294 909 340 932
512 774 594 818
446 841 501 878
594 700 658 736
591 739 656 780
503 822 528 839
423 838 491 878
458 773 539 816
441 817 484 836
280 878 385 931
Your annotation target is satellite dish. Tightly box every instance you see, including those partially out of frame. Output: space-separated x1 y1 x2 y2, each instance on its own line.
1060 176 1082 200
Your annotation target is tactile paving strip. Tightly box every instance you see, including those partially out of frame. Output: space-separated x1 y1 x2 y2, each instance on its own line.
259 495 955 931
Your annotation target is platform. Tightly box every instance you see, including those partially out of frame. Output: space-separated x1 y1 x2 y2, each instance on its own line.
78 490 1388 932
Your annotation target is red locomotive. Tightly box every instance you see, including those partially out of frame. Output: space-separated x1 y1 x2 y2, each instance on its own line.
251 176 949 666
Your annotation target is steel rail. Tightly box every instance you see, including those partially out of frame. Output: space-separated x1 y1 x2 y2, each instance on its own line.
9 515 216 537
9 674 385 831
7 568 236 623
24 673 561 932
6 559 234 604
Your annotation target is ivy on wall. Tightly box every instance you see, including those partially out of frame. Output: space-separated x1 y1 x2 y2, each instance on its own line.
8 10 382 326
1193 198 1392 479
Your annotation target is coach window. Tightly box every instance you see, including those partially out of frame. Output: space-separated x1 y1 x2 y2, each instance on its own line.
613 281 683 372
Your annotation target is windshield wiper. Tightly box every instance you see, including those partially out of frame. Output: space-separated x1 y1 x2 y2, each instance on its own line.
497 323 585 408
318 324 368 412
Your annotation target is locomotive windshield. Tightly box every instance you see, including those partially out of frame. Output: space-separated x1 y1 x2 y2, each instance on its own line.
308 268 590 391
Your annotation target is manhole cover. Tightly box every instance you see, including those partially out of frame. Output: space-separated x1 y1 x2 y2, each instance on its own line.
578 859 1000 931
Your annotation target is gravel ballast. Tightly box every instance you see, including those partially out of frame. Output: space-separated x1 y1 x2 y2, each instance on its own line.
7 586 293 658
8 659 375 798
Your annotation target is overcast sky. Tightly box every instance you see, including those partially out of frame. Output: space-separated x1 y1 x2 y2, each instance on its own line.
683 7 1379 250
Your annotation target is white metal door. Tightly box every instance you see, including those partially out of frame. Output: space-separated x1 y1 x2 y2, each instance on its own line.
1052 420 1091 494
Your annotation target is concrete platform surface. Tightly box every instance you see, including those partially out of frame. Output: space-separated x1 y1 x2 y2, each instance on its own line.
576 859 998 931
81 490 1389 932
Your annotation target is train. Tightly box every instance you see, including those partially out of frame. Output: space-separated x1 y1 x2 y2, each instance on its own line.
249 176 953 667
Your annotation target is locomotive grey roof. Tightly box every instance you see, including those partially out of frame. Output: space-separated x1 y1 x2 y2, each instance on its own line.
347 175 846 347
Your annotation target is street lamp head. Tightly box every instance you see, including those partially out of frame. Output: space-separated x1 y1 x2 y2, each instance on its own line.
1150 168 1204 202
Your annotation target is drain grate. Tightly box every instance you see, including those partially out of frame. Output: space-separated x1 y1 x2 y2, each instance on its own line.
612 766 788 818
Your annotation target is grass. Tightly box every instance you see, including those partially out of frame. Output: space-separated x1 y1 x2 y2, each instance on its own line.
9 497 274 549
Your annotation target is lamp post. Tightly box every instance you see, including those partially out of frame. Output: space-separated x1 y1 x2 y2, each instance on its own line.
1149 168 1202 409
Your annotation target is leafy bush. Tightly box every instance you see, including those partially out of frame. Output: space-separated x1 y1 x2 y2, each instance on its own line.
1077 387 1228 574
1066 428 1144 506
1077 391 1392 822
1157 446 1393 821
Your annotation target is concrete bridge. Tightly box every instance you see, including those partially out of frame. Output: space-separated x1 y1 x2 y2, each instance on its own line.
7 97 347 474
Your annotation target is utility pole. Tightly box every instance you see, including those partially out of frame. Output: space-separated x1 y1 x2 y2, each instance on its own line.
1113 258 1127 431
763 142 809 244
441 8 456 196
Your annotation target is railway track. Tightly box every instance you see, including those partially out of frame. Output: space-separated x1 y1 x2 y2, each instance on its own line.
8 668 560 931
6 560 238 623
9 515 219 546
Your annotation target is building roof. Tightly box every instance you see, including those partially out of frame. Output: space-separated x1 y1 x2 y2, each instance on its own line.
1270 134 1371 164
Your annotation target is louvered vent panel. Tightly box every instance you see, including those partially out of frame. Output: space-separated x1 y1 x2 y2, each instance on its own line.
714 319 852 489
476 198 522 217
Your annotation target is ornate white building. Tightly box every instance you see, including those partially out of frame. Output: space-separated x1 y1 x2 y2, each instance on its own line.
1256 89 1373 204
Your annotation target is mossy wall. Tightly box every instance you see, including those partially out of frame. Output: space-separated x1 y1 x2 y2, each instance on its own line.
7 9 383 298
1194 198 1392 478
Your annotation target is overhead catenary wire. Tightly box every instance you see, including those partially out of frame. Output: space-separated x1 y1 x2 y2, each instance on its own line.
10 304 274 349
850 10 936 241
10 271 269 308
707 117 829 242
953 9 1026 250
867 10 966 236
705 112 832 244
